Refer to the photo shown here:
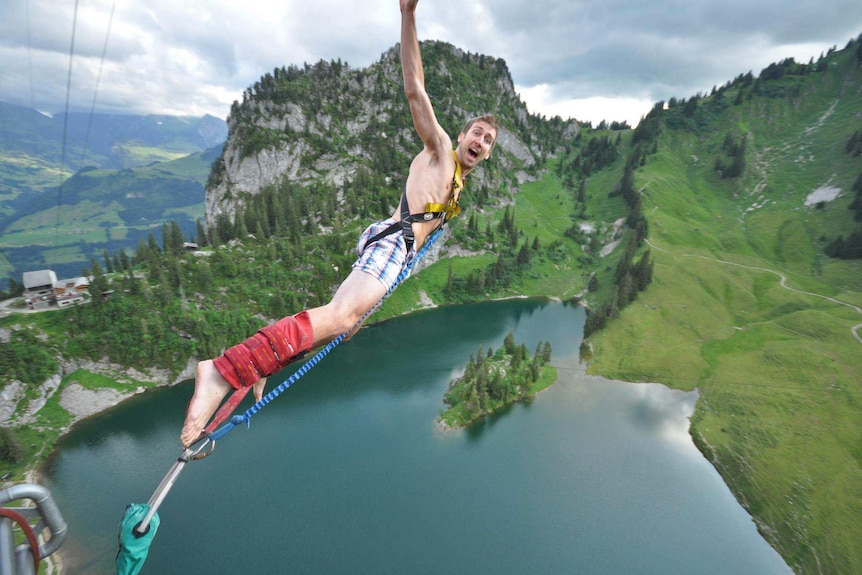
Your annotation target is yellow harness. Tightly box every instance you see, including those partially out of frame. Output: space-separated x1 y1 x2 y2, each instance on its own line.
421 151 464 222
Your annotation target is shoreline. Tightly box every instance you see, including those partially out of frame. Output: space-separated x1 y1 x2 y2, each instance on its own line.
14 360 196 575
5 357 197 486
10 295 580 485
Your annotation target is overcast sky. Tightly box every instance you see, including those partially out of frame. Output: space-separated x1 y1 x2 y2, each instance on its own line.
2 0 862 128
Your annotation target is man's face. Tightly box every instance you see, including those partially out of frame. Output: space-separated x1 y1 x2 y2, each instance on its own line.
457 120 497 169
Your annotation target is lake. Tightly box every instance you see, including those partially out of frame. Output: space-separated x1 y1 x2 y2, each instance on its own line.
42 299 792 574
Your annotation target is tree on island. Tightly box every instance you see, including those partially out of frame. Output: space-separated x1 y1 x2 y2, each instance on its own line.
439 331 555 428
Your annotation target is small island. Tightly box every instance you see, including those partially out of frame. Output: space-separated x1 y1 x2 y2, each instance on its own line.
438 331 557 429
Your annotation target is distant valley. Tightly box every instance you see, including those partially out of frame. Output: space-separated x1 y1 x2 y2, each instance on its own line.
0 102 227 280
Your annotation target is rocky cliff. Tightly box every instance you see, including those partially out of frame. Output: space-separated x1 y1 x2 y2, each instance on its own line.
205 41 577 230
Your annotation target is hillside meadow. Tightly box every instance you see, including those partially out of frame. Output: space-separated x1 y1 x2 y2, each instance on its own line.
588 76 862 573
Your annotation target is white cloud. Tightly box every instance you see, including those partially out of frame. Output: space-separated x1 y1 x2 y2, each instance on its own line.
0 0 861 123
519 84 654 127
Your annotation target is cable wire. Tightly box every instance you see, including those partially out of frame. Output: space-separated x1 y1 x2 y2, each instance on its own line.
54 0 80 262
80 0 117 167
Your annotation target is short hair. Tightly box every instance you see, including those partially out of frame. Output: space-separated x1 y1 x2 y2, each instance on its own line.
461 115 500 145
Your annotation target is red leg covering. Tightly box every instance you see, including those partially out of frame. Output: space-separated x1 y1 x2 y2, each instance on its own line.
213 311 314 389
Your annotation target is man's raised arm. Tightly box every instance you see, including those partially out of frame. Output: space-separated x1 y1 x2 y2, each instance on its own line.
400 0 449 152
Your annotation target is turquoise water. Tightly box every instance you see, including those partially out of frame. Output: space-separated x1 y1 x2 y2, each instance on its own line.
43 299 791 574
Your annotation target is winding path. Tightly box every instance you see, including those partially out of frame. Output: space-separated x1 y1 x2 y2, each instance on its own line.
645 239 862 346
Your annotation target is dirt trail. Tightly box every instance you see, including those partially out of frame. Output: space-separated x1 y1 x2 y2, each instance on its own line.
646 239 862 346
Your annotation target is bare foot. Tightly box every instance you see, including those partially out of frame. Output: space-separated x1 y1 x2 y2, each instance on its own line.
180 360 232 447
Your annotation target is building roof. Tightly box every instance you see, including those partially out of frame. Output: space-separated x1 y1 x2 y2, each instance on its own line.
23 270 58 289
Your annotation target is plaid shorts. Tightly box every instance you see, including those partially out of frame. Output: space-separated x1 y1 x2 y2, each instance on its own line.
353 219 415 291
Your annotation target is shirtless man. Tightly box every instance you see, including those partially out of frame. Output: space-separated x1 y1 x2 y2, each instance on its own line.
180 0 498 447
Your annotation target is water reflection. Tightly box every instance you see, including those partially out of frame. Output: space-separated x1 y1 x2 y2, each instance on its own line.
616 378 699 449
463 400 525 442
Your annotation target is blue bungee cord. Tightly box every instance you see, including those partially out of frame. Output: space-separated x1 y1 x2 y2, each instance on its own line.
128 227 447 543
206 226 445 442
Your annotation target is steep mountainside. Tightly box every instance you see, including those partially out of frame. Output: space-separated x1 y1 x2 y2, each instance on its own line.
587 39 862 575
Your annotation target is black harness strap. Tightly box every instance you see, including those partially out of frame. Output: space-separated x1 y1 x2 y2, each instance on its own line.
363 187 447 252
362 219 403 252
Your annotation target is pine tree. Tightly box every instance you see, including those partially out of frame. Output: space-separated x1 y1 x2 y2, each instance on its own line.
503 330 516 355
196 219 208 247
170 222 185 256
728 136 747 178
634 250 654 291
517 241 531 267
464 353 476 381
119 249 130 272
103 249 114 273
89 258 108 306
0 428 23 464
490 371 504 401
542 342 552 364
147 232 161 256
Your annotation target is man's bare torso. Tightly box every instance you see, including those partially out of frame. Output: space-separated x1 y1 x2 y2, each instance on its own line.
392 144 457 250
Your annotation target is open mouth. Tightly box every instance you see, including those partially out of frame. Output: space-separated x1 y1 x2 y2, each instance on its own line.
467 147 480 160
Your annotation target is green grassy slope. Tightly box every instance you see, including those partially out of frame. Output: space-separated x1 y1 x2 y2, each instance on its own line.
588 48 862 574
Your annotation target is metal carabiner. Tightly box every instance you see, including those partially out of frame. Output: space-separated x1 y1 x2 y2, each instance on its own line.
182 434 216 462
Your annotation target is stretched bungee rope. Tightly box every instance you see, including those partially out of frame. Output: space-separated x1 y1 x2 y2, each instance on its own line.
205 225 446 443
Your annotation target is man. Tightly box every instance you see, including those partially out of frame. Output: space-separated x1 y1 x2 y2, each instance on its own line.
180 0 498 447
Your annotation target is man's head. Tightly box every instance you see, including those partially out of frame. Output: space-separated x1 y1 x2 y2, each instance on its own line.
456 115 499 170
